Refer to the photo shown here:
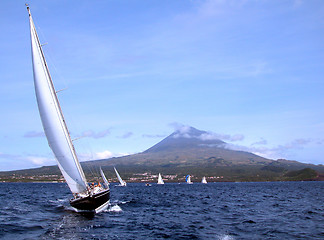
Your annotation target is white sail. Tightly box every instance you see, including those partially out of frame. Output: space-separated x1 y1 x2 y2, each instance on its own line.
114 167 126 186
186 175 193 184
202 176 207 184
100 168 110 189
157 173 164 184
27 7 88 194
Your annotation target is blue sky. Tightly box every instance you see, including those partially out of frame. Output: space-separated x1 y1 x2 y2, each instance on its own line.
1 0 323 171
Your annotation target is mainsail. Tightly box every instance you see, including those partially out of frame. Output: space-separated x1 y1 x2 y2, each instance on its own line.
114 167 126 186
27 7 88 194
157 173 164 184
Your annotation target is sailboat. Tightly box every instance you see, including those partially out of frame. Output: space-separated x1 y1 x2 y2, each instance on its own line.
157 173 164 184
114 167 127 186
100 168 110 189
26 5 110 213
201 176 207 184
186 175 193 184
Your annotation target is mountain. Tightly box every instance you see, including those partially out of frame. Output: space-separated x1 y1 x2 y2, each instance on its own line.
97 126 272 167
144 126 225 153
1 126 323 182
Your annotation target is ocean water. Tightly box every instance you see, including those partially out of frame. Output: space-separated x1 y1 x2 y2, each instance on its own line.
0 181 323 240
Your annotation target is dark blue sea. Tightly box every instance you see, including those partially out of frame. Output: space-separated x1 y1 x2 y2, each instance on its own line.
0 182 323 239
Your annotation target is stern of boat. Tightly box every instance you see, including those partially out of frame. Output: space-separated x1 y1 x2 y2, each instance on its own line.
70 189 110 213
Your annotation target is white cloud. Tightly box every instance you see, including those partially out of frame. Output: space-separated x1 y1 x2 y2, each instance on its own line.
118 132 133 139
199 132 218 141
169 123 245 142
95 150 113 159
142 134 166 138
93 150 130 160
178 126 192 134
24 131 45 138
197 132 244 142
169 123 193 138
227 138 319 160
81 129 111 139
173 133 191 139
77 150 131 161
0 152 55 168
169 122 189 132
252 138 268 145
26 156 55 165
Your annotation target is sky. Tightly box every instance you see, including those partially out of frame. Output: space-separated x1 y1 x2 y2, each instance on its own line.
0 0 323 171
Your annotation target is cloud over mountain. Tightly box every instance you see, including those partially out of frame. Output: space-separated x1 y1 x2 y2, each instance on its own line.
198 132 244 142
169 123 244 142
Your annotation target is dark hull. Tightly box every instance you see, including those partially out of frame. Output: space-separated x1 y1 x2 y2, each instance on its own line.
70 189 110 212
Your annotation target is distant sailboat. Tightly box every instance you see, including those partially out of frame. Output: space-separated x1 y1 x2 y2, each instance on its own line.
157 173 164 184
26 5 109 213
100 168 110 189
114 167 127 186
201 176 207 184
186 175 193 184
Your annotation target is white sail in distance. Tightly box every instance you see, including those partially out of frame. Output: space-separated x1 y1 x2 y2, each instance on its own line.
27 7 88 194
186 175 193 184
202 176 207 184
157 173 164 184
114 167 126 186
100 168 110 189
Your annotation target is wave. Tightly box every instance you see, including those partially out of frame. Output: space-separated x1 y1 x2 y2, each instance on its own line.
107 204 122 213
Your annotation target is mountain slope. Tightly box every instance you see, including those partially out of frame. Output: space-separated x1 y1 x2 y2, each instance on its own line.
144 126 225 153
108 126 272 166
1 126 323 182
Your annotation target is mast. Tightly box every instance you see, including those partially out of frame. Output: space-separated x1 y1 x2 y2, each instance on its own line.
27 6 88 194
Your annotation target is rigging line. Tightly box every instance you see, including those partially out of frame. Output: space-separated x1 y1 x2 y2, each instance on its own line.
82 141 101 183
89 155 100 183
74 135 97 181
35 22 69 92
56 88 68 93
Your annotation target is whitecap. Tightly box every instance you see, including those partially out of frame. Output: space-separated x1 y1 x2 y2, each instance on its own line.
107 204 122 212
218 234 234 240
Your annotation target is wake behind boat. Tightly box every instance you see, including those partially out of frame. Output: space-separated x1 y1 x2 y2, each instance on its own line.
26 5 109 213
